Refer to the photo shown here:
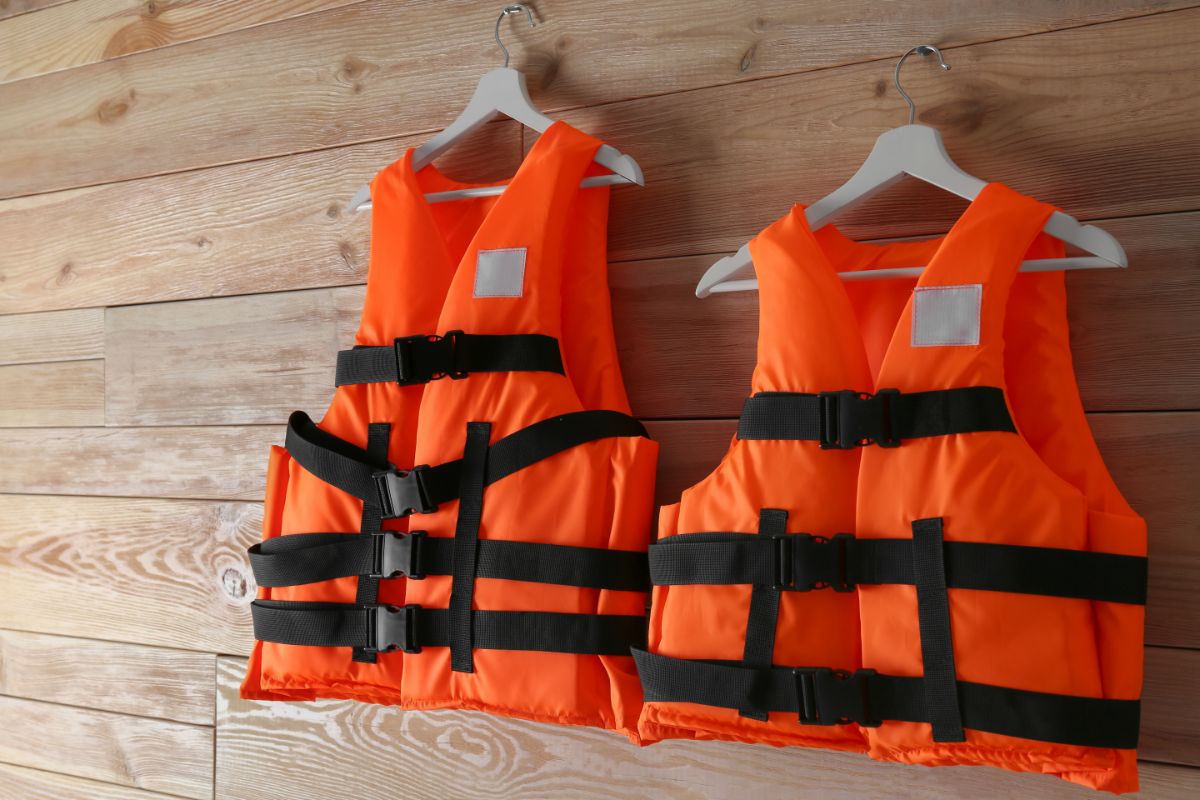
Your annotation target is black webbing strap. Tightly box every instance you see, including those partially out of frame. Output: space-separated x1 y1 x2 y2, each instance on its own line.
335 332 564 387
632 649 1141 749
911 518 964 742
252 600 647 656
249 532 649 591
736 386 1016 448
647 532 1147 605
450 422 490 673
739 509 787 720
285 409 649 519
353 422 391 664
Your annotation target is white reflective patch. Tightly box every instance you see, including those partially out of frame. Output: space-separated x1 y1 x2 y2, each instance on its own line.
474 248 527 298
912 284 982 347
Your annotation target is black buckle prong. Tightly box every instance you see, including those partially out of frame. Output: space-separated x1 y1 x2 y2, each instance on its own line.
776 533 858 592
370 604 422 654
372 465 436 518
393 330 467 385
793 667 880 727
371 531 426 579
818 389 901 449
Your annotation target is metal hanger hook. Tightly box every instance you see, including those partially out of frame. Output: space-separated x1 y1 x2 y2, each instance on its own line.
894 44 951 125
495 4 536 69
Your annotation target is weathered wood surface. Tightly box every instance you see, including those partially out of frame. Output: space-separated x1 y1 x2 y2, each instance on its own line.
4 13 1200 314
0 494 259 654
0 306 103 365
0 763 181 800
0 695 213 798
213 656 1198 800
0 0 365 84
98 211 1200 426
0 358 104 426
0 629 216 724
0 1 1185 199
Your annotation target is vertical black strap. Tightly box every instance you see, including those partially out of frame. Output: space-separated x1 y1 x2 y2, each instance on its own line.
449 422 491 673
353 423 391 664
739 508 788 720
912 517 965 742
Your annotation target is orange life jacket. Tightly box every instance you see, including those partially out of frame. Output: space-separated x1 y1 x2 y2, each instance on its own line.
241 120 658 741
635 183 1147 792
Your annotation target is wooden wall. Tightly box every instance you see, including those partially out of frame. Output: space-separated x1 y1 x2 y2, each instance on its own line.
1 1 1198 797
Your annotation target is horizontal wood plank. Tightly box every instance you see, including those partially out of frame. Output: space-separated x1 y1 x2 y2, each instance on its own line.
1142 646 1200 767
0 763 181 800
0 494 259 653
0 629 215 724
97 212 1200 424
0 0 364 84
4 11 1200 316
0 359 104 426
0 0 1184 198
0 425 282 499
0 120 517 315
0 306 103 365
0 0 71 22
0 696 211 798
214 656 1197 800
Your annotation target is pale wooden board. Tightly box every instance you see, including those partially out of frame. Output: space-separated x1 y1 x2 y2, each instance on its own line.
0 359 104 426
0 629 215 725
0 695 212 798
0 0 365 84
0 494 259 654
98 212 1200 424
0 425 283 500
0 763 180 800
0 0 70 21
4 13 1200 317
0 0 1184 198
213 656 1197 800
0 306 103 365
649 413 1200 651
0 120 518 315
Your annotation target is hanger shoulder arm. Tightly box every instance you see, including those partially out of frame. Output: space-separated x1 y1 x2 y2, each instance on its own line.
1043 211 1128 267
695 242 753 298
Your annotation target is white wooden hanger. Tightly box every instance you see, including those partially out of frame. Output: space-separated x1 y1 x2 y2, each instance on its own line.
695 45 1128 298
347 4 643 213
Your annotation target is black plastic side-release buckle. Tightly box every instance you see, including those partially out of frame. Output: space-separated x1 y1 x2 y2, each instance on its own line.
774 533 857 592
818 389 901 449
373 465 436 518
370 604 422 654
793 667 881 727
394 330 466 385
370 531 426 579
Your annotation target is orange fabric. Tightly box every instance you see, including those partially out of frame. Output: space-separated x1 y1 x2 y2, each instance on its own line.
241 121 658 740
640 183 1146 791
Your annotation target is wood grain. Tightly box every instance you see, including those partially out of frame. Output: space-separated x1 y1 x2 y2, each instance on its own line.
0 120 517 315
0 307 103 365
0 695 212 798
0 0 365 84
0 763 181 800
214 656 1198 800
1143 646 1200 767
0 494 259 654
0 425 283 500
0 629 215 724
0 359 104 426
0 0 70 22
650 413 1200 651
0 0 1184 199
98 212 1200 424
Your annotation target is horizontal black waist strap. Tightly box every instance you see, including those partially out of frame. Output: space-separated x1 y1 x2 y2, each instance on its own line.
737 386 1015 448
285 409 648 518
632 649 1139 750
252 600 646 656
648 532 1147 605
336 332 564 387
249 531 648 591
